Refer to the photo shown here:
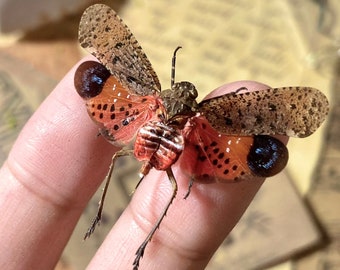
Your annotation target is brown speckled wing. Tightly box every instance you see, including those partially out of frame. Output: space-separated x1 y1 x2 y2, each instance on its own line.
199 86 329 138
78 4 161 96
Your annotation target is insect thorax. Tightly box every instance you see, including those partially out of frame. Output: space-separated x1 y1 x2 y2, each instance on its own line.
160 81 199 124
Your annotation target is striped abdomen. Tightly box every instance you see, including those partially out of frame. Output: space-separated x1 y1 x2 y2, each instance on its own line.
134 122 184 171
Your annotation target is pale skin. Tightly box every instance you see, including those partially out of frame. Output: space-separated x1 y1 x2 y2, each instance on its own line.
0 59 288 269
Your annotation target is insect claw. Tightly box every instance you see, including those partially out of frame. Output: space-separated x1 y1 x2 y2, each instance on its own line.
84 215 101 240
133 242 147 270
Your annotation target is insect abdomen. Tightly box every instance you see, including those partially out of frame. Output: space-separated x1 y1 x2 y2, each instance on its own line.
134 122 184 171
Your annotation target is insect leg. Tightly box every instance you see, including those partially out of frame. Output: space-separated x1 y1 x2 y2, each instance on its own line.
132 175 145 194
84 149 133 240
133 167 178 270
183 177 194 199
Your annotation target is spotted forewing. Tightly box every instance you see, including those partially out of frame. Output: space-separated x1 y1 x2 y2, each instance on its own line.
200 86 329 138
78 4 161 96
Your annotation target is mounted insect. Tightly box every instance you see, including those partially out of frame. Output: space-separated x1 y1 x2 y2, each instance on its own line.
74 4 329 269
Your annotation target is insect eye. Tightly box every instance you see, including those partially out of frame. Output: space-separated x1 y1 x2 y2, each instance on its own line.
74 61 111 99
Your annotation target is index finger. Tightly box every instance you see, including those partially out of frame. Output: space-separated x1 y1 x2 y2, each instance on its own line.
0 58 118 269
86 81 289 269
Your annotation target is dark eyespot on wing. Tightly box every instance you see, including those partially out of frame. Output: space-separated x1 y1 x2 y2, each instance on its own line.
74 61 110 99
247 135 288 177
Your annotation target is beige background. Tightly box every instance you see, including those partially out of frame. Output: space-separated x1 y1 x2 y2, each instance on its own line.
0 0 338 269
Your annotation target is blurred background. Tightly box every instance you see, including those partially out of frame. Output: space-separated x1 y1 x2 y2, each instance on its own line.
0 0 338 269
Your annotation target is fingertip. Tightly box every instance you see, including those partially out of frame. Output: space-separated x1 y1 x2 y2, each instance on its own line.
204 80 270 99
7 57 118 206
0 57 123 269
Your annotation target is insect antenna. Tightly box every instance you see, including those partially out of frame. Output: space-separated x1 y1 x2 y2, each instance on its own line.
170 46 182 88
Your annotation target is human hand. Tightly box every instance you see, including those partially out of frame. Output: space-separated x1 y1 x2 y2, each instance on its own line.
0 60 287 269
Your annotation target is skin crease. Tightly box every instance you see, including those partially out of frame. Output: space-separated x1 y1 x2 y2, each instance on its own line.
0 57 288 270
